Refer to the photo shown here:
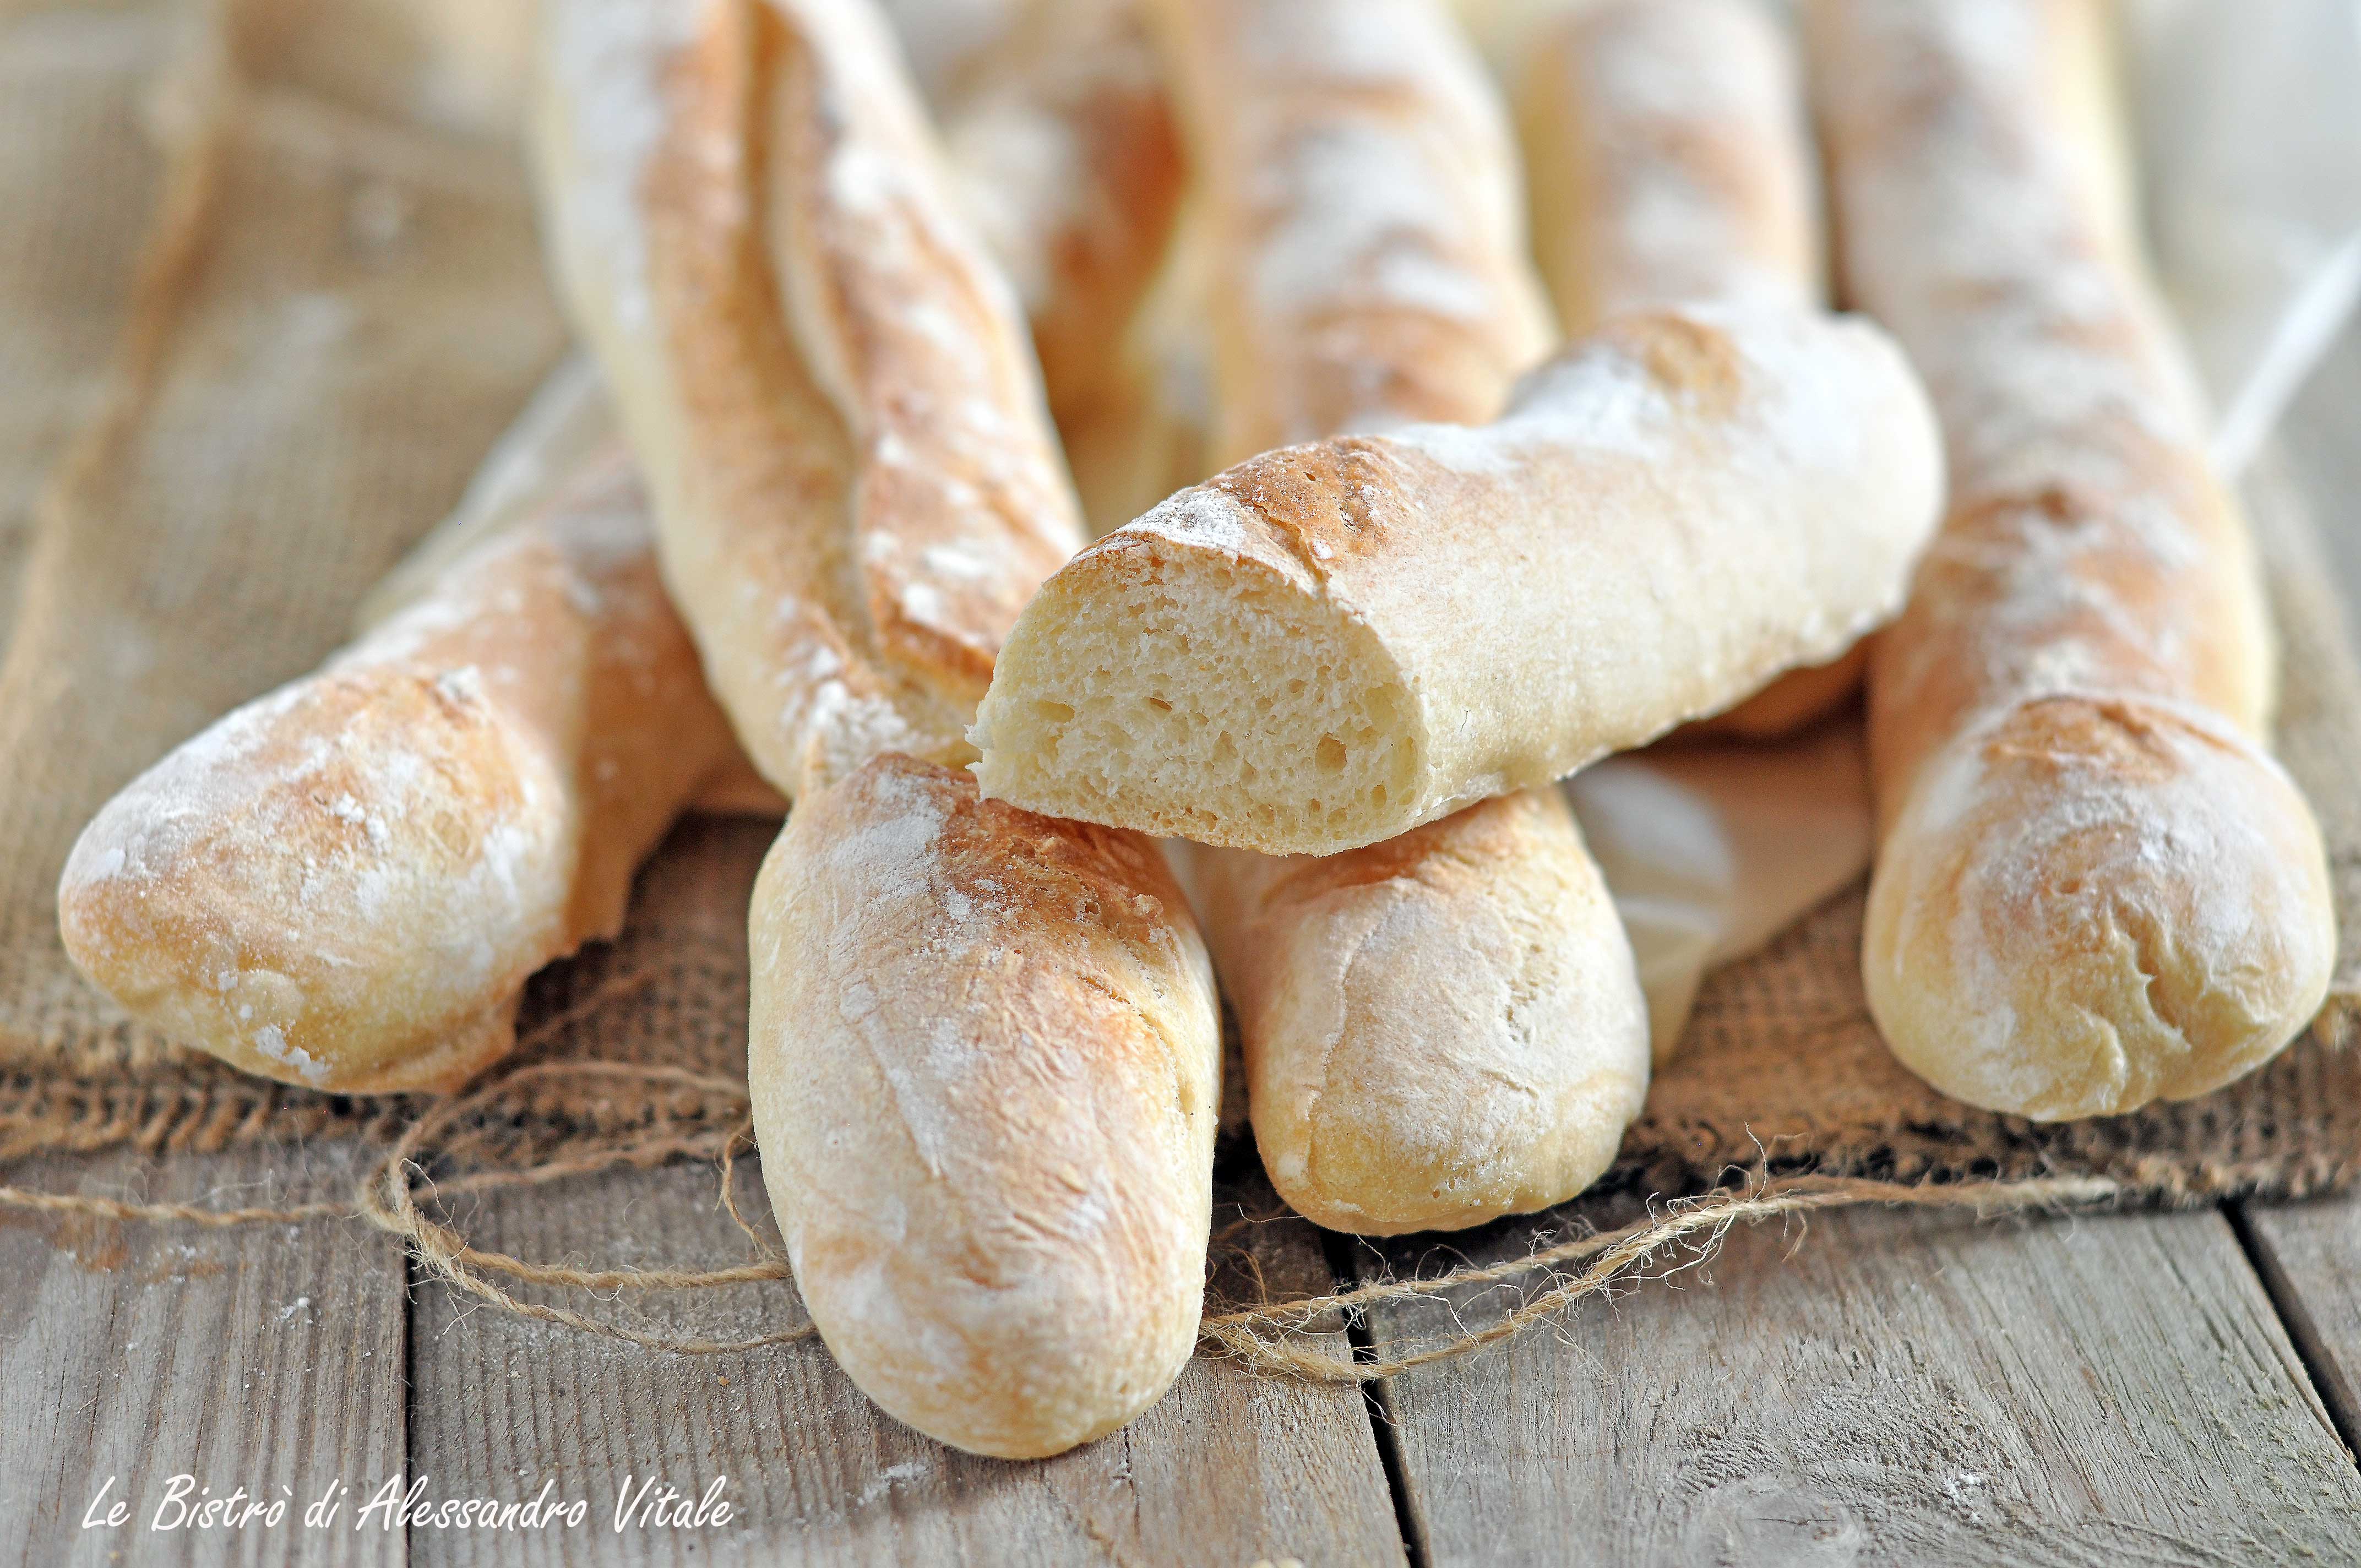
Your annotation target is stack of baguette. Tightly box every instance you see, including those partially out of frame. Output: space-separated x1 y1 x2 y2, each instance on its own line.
54 0 2335 1460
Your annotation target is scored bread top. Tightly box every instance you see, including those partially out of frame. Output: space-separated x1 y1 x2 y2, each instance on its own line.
914 0 1185 420
533 0 1083 801
764 0 1083 693
1814 0 2332 1120
1807 0 2270 809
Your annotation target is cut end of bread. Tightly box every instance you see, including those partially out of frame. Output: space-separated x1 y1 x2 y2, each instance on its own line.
971 493 1423 853
1864 695 2336 1121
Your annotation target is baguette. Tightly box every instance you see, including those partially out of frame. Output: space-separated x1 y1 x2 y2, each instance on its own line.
971 302 1945 855
1171 788 1644 1234
750 755 1218 1458
57 365 738 1093
1163 0 1554 461
1141 0 1646 1235
915 0 1184 423
884 0 1193 533
1519 0 1860 741
536 0 1221 1458
1810 0 2335 1118
57 0 1169 1100
532 0 1081 804
1057 211 1217 538
1521 0 1819 335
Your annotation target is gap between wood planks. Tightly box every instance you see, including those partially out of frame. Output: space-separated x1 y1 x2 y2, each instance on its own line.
2225 1199 2361 1466
401 1246 418 1564
370 1172 2361 1566
1321 1227 1429 1568
1313 1183 2361 1568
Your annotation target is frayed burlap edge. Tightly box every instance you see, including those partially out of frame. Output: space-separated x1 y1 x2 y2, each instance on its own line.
2 975 2354 1386
0 1046 2220 1385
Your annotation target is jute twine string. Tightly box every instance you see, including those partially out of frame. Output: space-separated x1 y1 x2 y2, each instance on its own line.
0 966 2136 1378
1198 1172 2125 1382
342 972 822 1355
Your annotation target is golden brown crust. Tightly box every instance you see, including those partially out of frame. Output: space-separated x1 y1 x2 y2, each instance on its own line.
1810 0 2271 804
1814 0 2332 1118
534 0 1083 799
749 755 1219 1457
1683 644 1867 741
543 1 1216 1459
1144 0 1555 464
908 0 1186 419
762 0 1080 700
1201 437 1415 575
1865 461 2266 827
58 453 736 1094
871 0 1190 538
629 3 905 792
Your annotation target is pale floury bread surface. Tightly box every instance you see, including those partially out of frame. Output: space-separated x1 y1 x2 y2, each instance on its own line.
1138 0 1647 1235
1145 0 1555 458
532 0 1082 803
1519 0 1819 333
1172 789 1646 1234
885 0 1190 529
57 385 738 1094
538 0 1221 1459
749 756 1220 1460
905 0 1184 423
972 303 1945 854
1811 0 2334 1118
1517 0 1863 741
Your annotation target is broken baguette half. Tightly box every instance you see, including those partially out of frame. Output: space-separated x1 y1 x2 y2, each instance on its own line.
971 303 1944 854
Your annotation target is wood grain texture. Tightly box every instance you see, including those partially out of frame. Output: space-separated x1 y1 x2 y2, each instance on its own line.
406 1156 1404 1566
1363 1202 2361 1566
2237 1194 2361 1457
0 1140 407 1567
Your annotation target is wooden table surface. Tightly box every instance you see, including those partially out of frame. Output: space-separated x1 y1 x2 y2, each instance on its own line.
7 345 2361 1568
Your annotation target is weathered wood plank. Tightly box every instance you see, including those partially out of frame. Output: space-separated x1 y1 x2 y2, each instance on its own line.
0 1138 408 1567
406 1157 1405 1567
2237 1194 2361 1458
1364 1201 2361 1566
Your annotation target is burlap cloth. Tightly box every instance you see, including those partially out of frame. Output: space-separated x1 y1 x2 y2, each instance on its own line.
3 0 2357 1379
